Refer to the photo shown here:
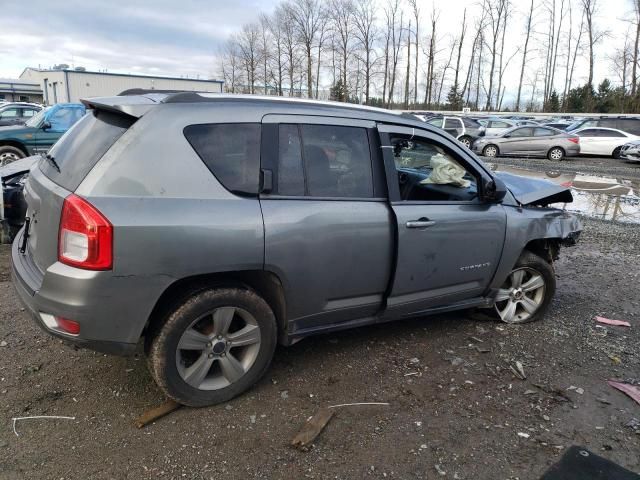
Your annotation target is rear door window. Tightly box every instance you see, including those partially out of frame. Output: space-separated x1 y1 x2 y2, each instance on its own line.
42 109 135 191
510 127 534 137
274 124 374 198
427 118 443 128
534 127 554 136
184 123 261 196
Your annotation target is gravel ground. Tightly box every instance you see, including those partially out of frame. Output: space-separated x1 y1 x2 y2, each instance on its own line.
0 157 639 479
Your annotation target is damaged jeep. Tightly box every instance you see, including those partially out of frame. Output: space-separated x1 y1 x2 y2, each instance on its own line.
11 92 581 407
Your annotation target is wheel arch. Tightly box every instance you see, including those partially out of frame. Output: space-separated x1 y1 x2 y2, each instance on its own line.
143 270 288 350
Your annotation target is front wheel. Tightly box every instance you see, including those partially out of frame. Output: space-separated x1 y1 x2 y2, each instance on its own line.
494 251 556 324
612 147 622 159
547 147 565 161
483 144 499 158
148 288 277 407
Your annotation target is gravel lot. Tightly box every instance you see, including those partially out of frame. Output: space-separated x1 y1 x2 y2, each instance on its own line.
0 155 638 479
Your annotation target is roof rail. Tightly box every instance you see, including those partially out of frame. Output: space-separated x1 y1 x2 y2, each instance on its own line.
118 88 198 96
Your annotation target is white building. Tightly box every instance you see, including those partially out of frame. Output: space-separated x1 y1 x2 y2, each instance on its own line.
19 68 223 105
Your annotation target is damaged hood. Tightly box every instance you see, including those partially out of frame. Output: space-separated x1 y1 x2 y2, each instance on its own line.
495 171 573 206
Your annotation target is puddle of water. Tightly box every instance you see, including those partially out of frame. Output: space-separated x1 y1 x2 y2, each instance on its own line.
487 163 640 224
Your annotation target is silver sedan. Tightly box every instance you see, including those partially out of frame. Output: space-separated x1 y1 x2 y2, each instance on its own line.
472 126 580 160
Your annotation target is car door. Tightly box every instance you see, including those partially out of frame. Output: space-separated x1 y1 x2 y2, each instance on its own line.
597 129 631 156
0 107 21 126
500 127 534 155
576 128 600 154
33 105 85 154
377 124 507 318
259 115 394 335
444 117 463 138
532 127 556 155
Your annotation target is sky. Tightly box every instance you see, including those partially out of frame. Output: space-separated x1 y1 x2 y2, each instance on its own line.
0 0 633 104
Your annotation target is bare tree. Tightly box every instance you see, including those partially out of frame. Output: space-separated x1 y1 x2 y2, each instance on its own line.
277 5 301 96
384 0 403 107
404 20 411 108
581 0 598 89
329 0 355 102
287 0 324 98
220 38 242 93
353 0 378 104
482 0 509 110
423 6 439 105
563 8 585 107
237 23 262 94
408 0 420 105
452 8 467 100
632 0 640 95
515 0 534 111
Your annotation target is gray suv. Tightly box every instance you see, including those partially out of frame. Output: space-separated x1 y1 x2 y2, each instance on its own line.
11 92 581 407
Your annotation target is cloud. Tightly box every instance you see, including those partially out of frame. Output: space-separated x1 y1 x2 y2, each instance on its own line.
0 0 278 78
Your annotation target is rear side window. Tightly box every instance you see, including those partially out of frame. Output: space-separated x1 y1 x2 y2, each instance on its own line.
534 127 553 136
42 109 133 191
618 119 640 135
184 123 261 196
444 118 462 129
275 124 374 198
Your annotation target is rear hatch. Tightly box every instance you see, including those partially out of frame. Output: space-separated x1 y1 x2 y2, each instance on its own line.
23 107 136 275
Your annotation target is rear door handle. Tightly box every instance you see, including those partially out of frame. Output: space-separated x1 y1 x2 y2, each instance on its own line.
406 218 436 229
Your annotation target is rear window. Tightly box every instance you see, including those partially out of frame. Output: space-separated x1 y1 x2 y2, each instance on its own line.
184 123 261 196
41 109 134 191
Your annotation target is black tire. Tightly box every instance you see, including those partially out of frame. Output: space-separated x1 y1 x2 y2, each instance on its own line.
547 147 565 161
493 250 556 324
482 144 499 157
459 136 473 148
612 147 622 159
0 145 26 166
147 288 277 407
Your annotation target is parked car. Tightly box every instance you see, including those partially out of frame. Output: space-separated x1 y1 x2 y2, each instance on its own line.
0 103 86 166
472 126 580 160
572 127 639 157
483 118 517 136
0 157 35 242
0 103 43 127
542 122 571 131
567 116 640 136
11 92 581 407
619 139 640 163
425 115 485 147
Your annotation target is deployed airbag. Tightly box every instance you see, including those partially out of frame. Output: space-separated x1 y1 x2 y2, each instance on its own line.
420 153 470 188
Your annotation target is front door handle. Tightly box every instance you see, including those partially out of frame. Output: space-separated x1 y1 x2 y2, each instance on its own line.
406 218 436 229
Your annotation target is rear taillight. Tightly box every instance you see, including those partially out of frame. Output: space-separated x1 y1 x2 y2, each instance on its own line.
58 194 113 270
55 317 81 335
568 137 579 144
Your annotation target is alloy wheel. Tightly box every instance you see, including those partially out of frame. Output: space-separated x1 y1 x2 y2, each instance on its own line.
483 145 497 157
175 306 261 390
495 267 546 323
549 148 563 161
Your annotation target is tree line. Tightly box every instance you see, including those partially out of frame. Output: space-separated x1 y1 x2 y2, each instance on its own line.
217 0 640 113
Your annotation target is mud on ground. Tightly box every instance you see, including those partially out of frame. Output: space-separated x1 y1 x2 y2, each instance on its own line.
0 203 639 479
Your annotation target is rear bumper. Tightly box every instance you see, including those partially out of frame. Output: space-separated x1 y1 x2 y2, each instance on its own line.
11 230 139 356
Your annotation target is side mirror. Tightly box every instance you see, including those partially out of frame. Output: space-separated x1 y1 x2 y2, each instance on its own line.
41 121 51 131
503 134 510 138
483 177 508 203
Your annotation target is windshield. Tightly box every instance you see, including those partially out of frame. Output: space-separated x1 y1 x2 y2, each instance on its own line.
24 107 50 128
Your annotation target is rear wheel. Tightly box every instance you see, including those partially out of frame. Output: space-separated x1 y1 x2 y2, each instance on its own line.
459 136 473 148
0 146 25 166
547 147 564 161
148 288 277 407
494 251 555 324
483 144 499 158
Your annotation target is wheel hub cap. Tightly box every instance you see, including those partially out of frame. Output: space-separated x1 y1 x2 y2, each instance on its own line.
211 341 226 354
494 267 546 323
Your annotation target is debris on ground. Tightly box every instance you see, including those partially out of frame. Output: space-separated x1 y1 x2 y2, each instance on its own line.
509 361 526 380
568 386 585 395
608 381 640 407
12 415 76 436
517 432 530 439
291 408 334 450
595 316 631 327
134 399 182 429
